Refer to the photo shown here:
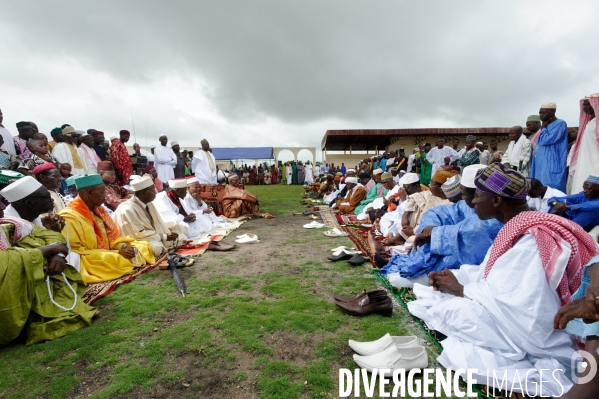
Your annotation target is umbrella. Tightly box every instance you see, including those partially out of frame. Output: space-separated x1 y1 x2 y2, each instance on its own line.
166 253 186 297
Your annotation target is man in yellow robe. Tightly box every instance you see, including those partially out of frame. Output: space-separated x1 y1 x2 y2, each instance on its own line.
59 174 155 284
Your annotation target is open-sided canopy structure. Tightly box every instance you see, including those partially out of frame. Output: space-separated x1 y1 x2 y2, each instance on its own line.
211 147 274 160
321 128 515 151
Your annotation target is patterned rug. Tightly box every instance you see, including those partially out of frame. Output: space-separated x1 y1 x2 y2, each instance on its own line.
82 255 167 305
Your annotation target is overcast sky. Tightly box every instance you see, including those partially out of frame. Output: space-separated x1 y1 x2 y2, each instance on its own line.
1 1 598 161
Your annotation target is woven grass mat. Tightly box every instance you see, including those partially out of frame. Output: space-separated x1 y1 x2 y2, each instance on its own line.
317 206 341 229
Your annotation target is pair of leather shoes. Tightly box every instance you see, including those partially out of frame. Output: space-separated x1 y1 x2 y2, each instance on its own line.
347 254 369 266
334 289 392 317
327 251 354 262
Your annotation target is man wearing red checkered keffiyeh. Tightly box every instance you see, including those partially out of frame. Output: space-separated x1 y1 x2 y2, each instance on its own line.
407 163 599 396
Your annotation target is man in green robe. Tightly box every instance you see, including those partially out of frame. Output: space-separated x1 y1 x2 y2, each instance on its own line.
420 143 432 186
0 176 95 345
292 162 298 184
353 169 384 214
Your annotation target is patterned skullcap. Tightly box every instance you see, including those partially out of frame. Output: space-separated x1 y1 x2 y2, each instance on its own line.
474 162 530 199
527 115 540 123
586 175 599 185
466 135 476 140
441 175 462 198
431 170 453 185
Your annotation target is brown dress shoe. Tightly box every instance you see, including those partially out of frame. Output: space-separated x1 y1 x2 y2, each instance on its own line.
333 289 387 303
335 293 393 317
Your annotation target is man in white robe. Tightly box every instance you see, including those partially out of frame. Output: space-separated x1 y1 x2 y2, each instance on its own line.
286 164 292 185
113 176 186 257
569 95 599 194
154 135 177 183
52 126 87 175
501 125 532 176
152 179 235 251
527 178 566 213
191 139 217 184
426 138 458 174
304 161 314 184
313 164 320 178
408 163 597 396
181 177 229 232
77 131 100 174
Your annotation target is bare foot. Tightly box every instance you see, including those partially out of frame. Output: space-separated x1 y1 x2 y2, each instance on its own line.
381 234 405 246
368 231 385 255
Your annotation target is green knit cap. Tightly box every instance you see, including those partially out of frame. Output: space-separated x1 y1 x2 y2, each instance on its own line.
50 127 63 137
74 174 104 190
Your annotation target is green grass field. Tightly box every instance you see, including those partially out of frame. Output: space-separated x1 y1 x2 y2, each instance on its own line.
0 185 448 399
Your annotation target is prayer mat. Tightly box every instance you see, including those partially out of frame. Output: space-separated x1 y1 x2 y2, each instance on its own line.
372 269 541 399
177 235 222 256
341 225 390 268
82 255 166 306
316 206 341 229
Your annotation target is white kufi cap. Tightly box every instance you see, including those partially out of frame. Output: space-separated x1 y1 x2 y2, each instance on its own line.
400 173 420 185
461 164 487 188
0 176 43 202
130 176 154 191
169 179 188 189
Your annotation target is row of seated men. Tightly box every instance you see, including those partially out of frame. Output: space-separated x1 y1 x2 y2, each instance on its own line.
309 162 599 396
0 164 266 346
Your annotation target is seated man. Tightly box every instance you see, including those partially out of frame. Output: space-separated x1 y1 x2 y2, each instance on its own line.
222 174 272 218
527 177 566 213
153 179 206 239
182 177 229 231
33 163 66 213
356 172 398 220
322 175 340 203
114 176 186 258
59 174 155 284
98 161 133 211
375 165 502 288
360 172 375 192
440 174 462 203
548 174 599 231
334 177 366 215
408 163 599 396
378 171 451 247
554 255 599 399
353 169 383 214
0 177 96 345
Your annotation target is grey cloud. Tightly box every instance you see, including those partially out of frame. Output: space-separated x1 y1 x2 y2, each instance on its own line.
1 0 598 152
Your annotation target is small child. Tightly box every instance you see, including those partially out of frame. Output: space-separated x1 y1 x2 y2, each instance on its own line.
59 163 72 196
